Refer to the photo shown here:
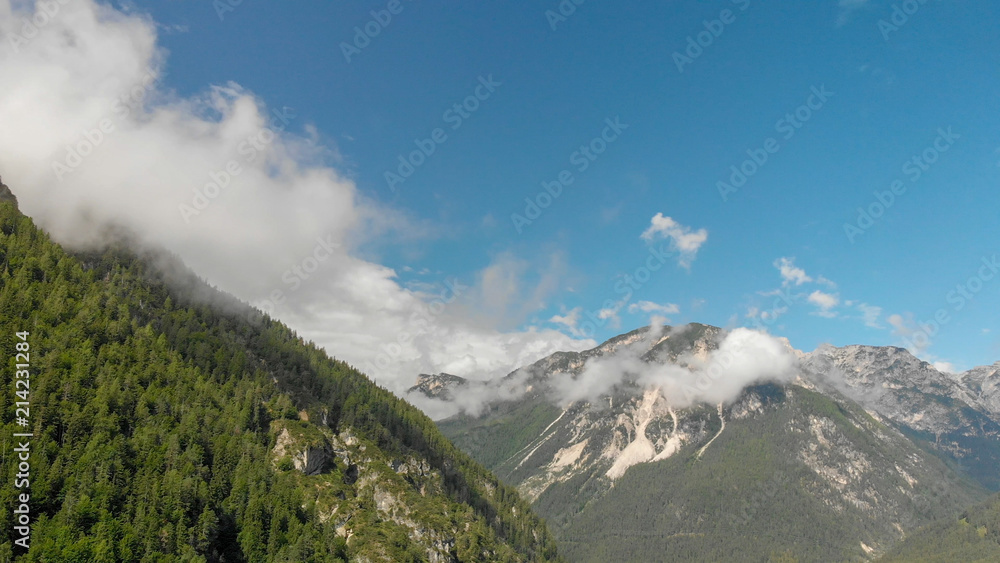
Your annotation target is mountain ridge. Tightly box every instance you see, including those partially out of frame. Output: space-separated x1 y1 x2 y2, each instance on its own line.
431 323 1000 561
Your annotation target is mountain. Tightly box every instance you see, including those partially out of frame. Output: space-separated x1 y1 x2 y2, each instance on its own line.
878 492 1000 562
0 185 560 562
800 344 1000 490
409 374 470 401
960 362 1000 419
434 324 997 562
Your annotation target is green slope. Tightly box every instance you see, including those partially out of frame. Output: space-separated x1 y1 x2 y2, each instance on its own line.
878 493 1000 563
0 190 560 562
442 377 987 562
438 397 564 473
540 387 982 562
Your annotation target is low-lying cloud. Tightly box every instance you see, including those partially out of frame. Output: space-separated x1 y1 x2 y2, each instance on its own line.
551 326 797 408
414 324 799 420
0 0 590 398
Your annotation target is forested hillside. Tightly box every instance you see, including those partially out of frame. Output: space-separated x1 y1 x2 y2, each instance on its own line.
879 493 1000 562
0 185 560 562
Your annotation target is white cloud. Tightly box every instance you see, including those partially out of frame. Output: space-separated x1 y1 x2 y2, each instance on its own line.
887 313 930 355
0 0 593 401
547 298 625 339
640 213 708 268
807 290 839 317
549 327 798 408
883 314 957 374
887 314 907 331
550 307 583 336
596 303 623 330
627 300 679 316
857 303 883 328
774 257 813 286
933 361 956 374
464 251 569 329
415 326 799 419
850 313 955 376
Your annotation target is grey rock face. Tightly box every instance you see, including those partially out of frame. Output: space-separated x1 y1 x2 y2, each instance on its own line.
960 362 1000 418
799 344 1000 489
408 373 469 400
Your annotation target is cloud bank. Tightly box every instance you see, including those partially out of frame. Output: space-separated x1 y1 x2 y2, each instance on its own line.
0 0 591 397
550 326 797 408
413 324 799 420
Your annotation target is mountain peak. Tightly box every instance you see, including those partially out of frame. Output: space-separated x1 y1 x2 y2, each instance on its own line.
0 176 17 207
408 373 469 400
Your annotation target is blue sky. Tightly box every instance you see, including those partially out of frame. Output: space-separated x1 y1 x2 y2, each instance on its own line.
3 0 999 379
129 0 1000 370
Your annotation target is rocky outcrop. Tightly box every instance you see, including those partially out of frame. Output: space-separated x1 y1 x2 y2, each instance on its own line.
800 345 1000 489
271 424 331 476
960 362 1000 418
408 373 469 400
0 177 17 207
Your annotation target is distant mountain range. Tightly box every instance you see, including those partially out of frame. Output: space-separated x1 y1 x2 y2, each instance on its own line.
422 323 1000 562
